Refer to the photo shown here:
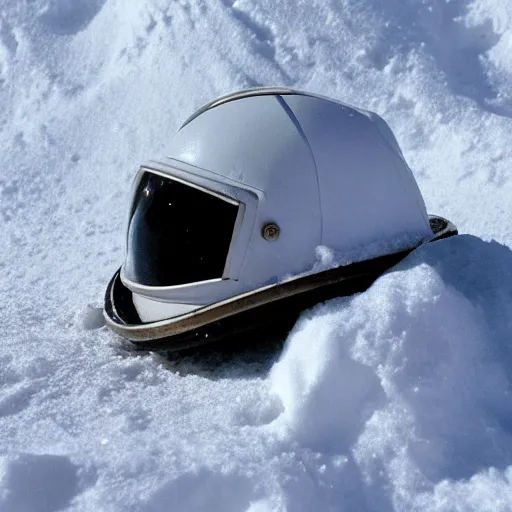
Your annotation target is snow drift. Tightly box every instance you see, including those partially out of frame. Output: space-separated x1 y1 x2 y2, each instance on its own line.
270 235 512 510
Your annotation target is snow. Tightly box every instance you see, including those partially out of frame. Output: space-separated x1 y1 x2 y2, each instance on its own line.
271 236 512 510
1 0 511 511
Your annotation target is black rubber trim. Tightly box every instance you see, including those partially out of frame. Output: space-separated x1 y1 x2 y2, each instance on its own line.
104 270 141 325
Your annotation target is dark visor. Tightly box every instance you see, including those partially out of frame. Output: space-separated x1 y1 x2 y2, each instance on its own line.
123 172 239 287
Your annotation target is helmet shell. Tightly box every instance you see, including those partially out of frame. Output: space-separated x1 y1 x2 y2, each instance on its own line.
123 89 432 321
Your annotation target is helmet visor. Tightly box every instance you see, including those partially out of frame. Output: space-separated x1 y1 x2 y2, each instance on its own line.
123 171 239 287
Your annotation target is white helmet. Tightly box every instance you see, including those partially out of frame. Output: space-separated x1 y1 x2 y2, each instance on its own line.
104 88 456 350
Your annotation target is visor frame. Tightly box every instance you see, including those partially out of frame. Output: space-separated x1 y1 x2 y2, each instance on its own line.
120 158 261 304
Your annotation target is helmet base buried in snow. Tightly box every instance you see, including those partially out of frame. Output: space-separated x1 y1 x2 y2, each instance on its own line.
105 217 457 353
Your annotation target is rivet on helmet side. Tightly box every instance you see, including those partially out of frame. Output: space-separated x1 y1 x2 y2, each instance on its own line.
262 222 280 241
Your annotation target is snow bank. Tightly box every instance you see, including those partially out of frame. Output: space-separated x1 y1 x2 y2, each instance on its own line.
270 235 512 510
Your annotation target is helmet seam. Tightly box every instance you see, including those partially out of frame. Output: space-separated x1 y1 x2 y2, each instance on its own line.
275 95 323 246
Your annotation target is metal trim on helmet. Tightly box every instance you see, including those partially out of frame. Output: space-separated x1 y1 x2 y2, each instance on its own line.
179 86 365 131
180 87 298 128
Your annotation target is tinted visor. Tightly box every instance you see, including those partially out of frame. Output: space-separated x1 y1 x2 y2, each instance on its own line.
124 172 239 287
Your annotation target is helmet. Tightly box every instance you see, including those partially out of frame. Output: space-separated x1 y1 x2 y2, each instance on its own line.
104 88 456 351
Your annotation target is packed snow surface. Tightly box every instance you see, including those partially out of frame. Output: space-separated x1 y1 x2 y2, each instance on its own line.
1 0 512 510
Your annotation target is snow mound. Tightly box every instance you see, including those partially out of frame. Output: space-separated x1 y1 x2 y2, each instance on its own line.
270 235 512 510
